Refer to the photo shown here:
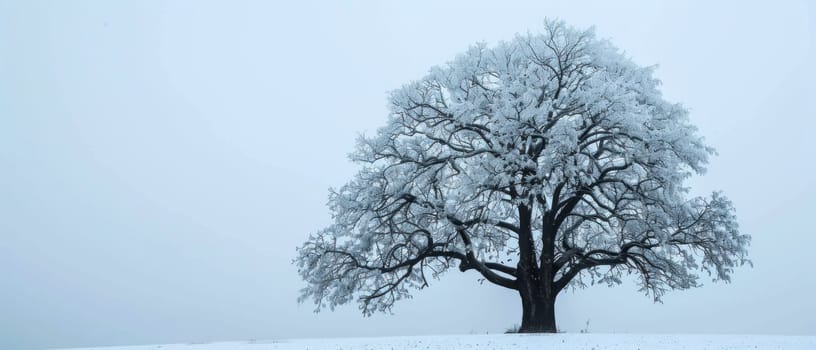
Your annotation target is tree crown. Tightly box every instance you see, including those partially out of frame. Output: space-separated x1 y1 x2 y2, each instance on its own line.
296 21 750 316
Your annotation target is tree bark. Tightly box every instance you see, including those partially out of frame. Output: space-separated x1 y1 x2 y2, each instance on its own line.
516 209 558 333
518 278 557 333
519 286 557 333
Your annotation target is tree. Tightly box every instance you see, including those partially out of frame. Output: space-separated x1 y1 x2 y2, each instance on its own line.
295 21 750 333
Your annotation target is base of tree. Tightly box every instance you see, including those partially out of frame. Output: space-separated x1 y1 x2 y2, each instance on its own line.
517 325 558 333
519 293 558 333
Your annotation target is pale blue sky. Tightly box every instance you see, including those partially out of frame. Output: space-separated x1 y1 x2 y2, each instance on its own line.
1 1 814 349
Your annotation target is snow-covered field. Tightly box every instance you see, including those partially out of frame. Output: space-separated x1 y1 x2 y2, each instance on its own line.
61 333 816 350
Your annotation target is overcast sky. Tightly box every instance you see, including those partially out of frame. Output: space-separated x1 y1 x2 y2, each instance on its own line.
1 1 815 349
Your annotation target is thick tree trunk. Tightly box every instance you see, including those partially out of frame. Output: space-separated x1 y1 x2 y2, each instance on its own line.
517 212 557 333
518 287 557 333
514 204 559 333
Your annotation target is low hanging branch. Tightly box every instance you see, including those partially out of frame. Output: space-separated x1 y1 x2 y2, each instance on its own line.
295 20 750 332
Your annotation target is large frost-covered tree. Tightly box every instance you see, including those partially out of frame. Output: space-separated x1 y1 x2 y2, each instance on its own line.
295 21 750 333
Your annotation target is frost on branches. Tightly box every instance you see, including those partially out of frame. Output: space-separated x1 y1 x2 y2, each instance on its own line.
295 21 750 332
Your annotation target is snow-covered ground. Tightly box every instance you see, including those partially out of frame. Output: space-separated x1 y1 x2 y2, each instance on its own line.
60 333 816 350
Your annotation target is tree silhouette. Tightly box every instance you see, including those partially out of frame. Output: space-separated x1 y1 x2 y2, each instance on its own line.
295 20 750 332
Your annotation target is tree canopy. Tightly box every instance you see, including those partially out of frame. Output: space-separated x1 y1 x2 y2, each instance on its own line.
295 21 750 330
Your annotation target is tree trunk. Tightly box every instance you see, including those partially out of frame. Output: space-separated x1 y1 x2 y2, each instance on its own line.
518 289 557 333
515 205 558 333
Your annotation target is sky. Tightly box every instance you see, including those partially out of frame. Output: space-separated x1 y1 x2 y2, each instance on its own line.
1 1 814 349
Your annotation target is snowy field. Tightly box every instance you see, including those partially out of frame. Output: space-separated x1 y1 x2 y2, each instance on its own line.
61 333 816 350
